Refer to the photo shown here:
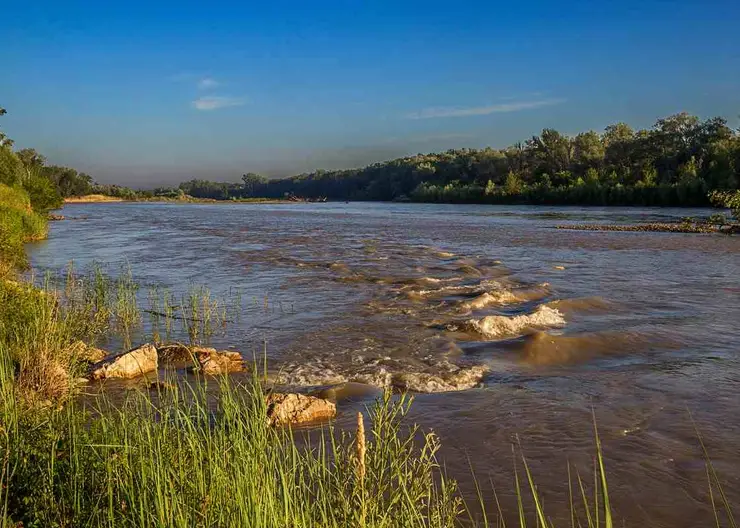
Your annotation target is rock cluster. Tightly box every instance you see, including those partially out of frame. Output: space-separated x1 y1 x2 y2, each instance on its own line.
80 341 339 427
555 222 739 234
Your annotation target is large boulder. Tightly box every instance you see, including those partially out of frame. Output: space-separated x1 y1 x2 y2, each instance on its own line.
90 343 158 380
265 393 337 426
189 349 245 375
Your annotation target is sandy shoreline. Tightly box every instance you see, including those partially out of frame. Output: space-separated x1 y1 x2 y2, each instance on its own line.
64 194 124 203
63 195 291 204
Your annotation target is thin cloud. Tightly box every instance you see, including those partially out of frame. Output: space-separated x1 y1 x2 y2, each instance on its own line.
192 96 245 111
198 77 219 89
405 98 565 119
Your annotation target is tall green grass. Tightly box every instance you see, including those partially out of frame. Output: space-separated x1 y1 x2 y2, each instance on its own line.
0 183 47 271
0 372 464 527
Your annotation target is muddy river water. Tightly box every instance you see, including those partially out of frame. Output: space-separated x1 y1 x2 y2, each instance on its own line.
29 202 740 526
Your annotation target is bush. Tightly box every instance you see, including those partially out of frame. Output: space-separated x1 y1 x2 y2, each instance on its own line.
25 172 63 211
709 190 740 220
0 184 48 270
0 146 25 186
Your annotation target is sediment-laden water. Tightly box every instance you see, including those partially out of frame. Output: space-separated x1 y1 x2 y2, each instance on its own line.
29 202 740 527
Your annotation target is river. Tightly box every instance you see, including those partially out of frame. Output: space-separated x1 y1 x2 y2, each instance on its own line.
28 202 740 527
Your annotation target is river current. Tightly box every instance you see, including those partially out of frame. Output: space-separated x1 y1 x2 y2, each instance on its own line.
28 202 740 527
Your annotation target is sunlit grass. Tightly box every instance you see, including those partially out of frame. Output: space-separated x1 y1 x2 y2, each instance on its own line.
0 370 465 527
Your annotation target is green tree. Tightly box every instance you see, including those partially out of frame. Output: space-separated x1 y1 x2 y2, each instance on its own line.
504 171 523 195
0 106 13 148
16 148 47 169
573 131 605 170
241 172 268 197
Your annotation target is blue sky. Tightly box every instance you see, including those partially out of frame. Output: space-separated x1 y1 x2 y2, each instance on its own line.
2 0 739 186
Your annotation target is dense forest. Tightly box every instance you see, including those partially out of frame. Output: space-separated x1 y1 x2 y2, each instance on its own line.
176 112 740 208
250 113 740 206
2 107 739 210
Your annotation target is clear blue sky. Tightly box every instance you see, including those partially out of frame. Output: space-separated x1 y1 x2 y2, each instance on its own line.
2 0 739 187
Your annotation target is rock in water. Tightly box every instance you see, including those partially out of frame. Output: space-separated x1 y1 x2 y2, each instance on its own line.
90 343 158 380
266 393 337 426
392 365 488 392
190 350 245 375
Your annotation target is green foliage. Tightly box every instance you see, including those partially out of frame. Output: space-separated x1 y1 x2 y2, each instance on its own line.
0 372 463 527
179 179 242 199
242 172 268 196
505 171 523 195
25 170 63 211
0 106 119 203
0 145 25 186
90 183 138 199
0 184 47 270
709 190 740 219
213 112 739 206
41 165 94 197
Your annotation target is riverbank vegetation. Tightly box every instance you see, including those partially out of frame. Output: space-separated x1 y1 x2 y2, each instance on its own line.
710 190 740 220
0 175 468 524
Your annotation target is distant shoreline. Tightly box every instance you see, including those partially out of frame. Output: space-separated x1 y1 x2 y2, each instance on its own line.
63 195 292 205
64 194 124 203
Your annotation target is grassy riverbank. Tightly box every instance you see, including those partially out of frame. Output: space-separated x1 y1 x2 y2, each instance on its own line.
0 183 617 527
2 184 738 527
0 185 467 525
0 185 47 274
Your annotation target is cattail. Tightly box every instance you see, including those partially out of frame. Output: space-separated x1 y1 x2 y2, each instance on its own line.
355 411 366 483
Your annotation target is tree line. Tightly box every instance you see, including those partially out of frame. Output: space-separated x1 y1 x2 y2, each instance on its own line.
1 107 108 209
2 106 739 210
217 112 737 207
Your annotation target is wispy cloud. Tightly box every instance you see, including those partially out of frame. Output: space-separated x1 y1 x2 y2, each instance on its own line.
405 98 565 119
198 77 219 90
192 96 245 111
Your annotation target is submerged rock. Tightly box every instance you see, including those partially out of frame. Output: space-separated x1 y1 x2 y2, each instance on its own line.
274 362 347 386
554 222 735 234
90 343 158 380
312 382 383 402
351 367 393 388
266 393 337 426
391 365 488 392
189 349 245 375
466 305 565 340
276 356 487 394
